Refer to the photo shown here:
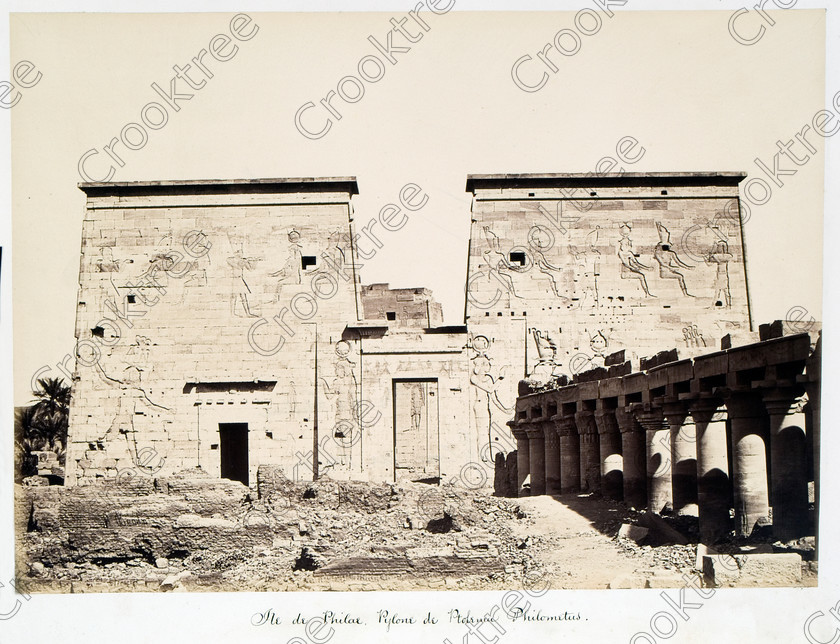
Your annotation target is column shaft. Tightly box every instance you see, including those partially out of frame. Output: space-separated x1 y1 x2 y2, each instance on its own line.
527 426 546 496
689 397 730 543
764 389 809 541
554 416 580 494
575 410 600 494
513 429 530 497
633 405 673 514
725 390 770 537
616 407 646 509
543 422 561 495
663 400 698 516
595 408 623 501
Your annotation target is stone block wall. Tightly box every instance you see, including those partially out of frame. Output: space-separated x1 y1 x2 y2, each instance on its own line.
465 173 752 431
66 179 360 485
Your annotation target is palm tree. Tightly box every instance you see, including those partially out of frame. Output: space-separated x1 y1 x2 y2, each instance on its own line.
32 377 71 418
16 377 71 479
14 405 40 479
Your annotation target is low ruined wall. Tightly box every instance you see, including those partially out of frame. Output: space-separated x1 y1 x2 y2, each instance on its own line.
18 466 525 592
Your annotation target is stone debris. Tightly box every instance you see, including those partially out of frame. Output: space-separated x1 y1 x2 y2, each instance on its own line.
16 472 817 592
618 524 649 544
637 512 689 546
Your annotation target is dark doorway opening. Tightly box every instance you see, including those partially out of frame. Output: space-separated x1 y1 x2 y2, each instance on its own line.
219 423 249 485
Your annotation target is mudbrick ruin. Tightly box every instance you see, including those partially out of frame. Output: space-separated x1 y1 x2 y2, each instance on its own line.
16 172 820 591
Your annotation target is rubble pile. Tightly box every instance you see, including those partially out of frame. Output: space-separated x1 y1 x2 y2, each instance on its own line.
17 469 541 592
16 468 817 592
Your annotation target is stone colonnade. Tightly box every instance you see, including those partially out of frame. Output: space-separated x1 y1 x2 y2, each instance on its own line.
509 332 820 544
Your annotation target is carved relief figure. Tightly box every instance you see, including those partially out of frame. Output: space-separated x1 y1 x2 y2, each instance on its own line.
126 335 152 372
528 329 561 385
227 243 260 318
95 357 170 471
527 224 573 302
469 335 514 459
483 227 526 272
287 380 297 420
409 383 425 433
653 222 694 297
682 324 707 348
95 247 121 273
535 248 573 303
570 225 602 309
617 223 653 297
481 249 521 303
569 330 610 374
481 226 522 302
320 228 347 275
321 340 359 447
271 229 303 295
706 239 733 308
588 331 608 368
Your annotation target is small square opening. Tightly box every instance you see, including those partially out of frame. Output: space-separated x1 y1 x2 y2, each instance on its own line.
386 311 396 321
509 251 526 266
126 294 136 304
301 256 317 269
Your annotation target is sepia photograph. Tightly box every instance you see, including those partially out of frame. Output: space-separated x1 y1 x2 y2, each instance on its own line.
2 2 836 642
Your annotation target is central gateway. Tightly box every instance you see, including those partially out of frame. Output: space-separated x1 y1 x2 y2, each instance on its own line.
393 379 440 483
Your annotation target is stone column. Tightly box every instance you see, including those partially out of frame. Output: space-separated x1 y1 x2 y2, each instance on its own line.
763 387 809 541
575 408 601 494
615 406 646 508
526 424 546 496
553 414 580 494
511 427 530 497
661 398 698 516
688 396 730 543
543 421 562 495
594 405 623 501
632 404 673 514
722 389 770 537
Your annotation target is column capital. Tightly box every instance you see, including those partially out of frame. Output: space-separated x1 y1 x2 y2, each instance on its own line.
508 420 530 441
551 414 578 437
615 406 644 434
760 385 806 417
594 408 619 436
715 387 765 419
686 394 725 425
525 424 545 440
630 402 666 431
540 420 559 442
574 409 598 435
656 396 689 425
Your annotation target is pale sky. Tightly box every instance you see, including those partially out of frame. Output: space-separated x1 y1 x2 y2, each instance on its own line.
10 8 827 404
